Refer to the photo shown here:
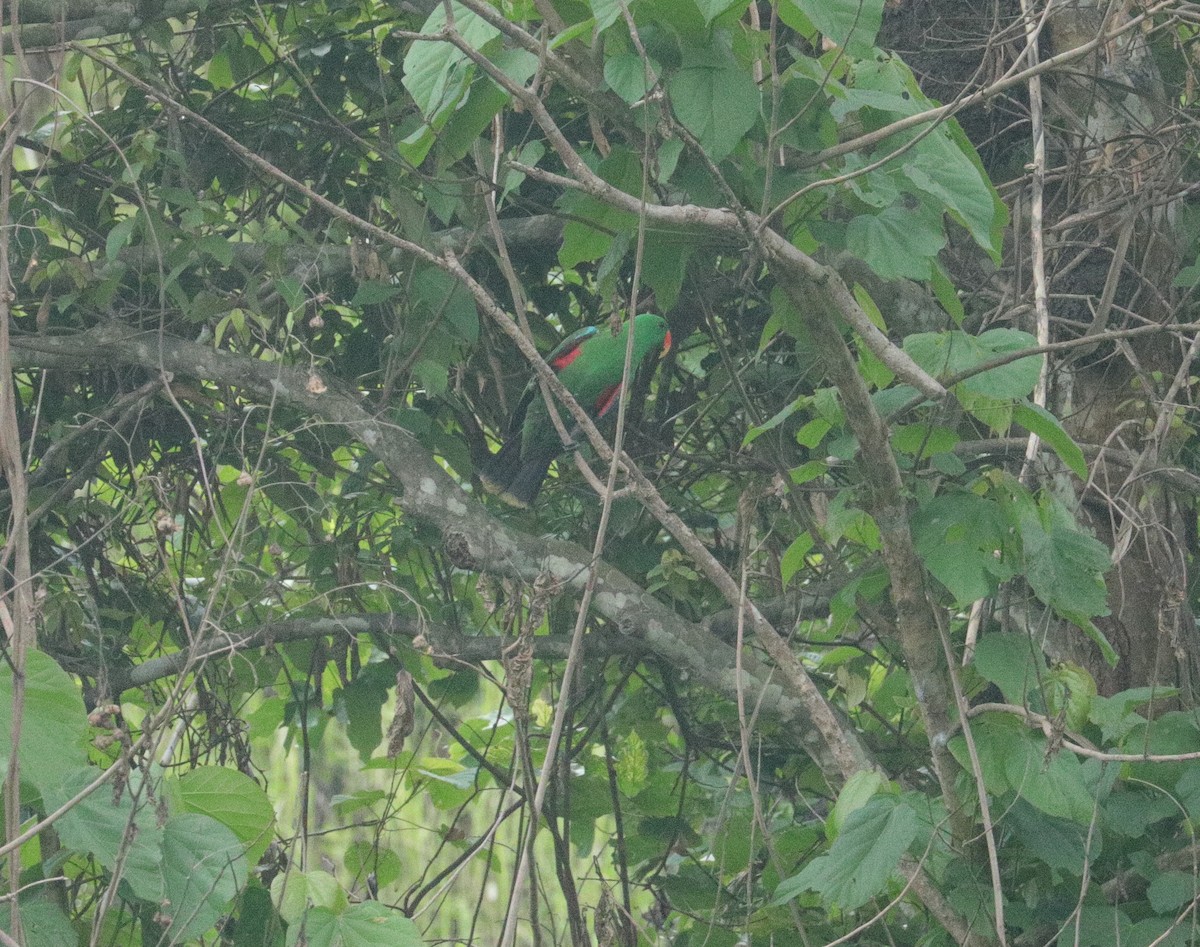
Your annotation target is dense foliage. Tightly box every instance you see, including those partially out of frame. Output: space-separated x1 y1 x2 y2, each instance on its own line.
2 1 1200 945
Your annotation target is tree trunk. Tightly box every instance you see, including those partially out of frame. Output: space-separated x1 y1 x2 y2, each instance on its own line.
887 0 1200 696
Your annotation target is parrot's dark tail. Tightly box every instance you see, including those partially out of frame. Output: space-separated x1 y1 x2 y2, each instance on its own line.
478 438 554 508
501 455 555 508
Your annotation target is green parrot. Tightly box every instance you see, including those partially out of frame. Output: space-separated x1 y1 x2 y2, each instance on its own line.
481 313 672 507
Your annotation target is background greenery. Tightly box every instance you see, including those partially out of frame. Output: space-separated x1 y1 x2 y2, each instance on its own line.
1 0 1199 945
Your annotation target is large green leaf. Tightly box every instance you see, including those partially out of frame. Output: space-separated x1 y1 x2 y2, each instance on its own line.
774 795 917 910
640 238 693 311
605 52 661 103
668 42 761 162
412 267 479 345
437 49 538 162
972 633 1047 708
846 203 946 280
1013 401 1088 480
402 3 500 121
47 768 165 902
904 134 1005 260
0 649 89 795
1007 800 1092 878
334 662 392 762
904 328 1041 398
1019 495 1111 620
1148 872 1197 915
777 0 883 57
950 713 1097 824
175 766 276 865
1089 687 1165 745
0 897 77 947
588 0 623 34
161 813 248 942
912 492 1014 604
695 0 748 25
286 902 423 947
558 150 641 268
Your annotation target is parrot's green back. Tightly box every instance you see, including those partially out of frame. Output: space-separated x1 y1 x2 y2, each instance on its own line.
481 313 671 507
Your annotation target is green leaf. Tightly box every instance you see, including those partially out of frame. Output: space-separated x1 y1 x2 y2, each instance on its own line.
47 768 165 902
667 44 761 162
275 276 304 310
207 50 233 90
352 281 403 307
953 713 1097 824
233 885 286 947
195 234 234 266
616 730 648 796
1019 495 1111 620
105 215 137 261
345 841 403 890
605 53 660 104
402 3 499 121
1124 712 1200 784
845 203 946 280
774 796 917 910
912 492 1013 604
905 328 1041 399
438 50 537 161
549 17 595 49
161 813 248 942
695 0 747 24
1173 260 1200 288
710 810 754 874
1008 800 1091 878
336 669 391 762
904 148 1003 261
1148 872 1197 914
780 532 813 585
273 869 346 926
931 264 966 325
412 267 479 344
412 758 477 809
795 416 831 448
1090 687 1169 744
891 424 959 458
397 124 436 167
1060 904 1134 947
827 770 886 839
778 0 883 57
286 901 423 947
1103 787 1176 837
789 460 827 485
559 206 614 266
743 396 806 446
1013 401 1088 480
641 237 693 312
972 633 1046 707
0 650 89 795
960 329 1043 399
0 896 77 947
176 766 276 865
588 0 623 34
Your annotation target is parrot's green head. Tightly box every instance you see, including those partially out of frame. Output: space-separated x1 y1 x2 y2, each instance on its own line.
632 312 671 362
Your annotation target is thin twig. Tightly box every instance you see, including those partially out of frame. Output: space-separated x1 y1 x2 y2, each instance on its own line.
1018 0 1052 487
